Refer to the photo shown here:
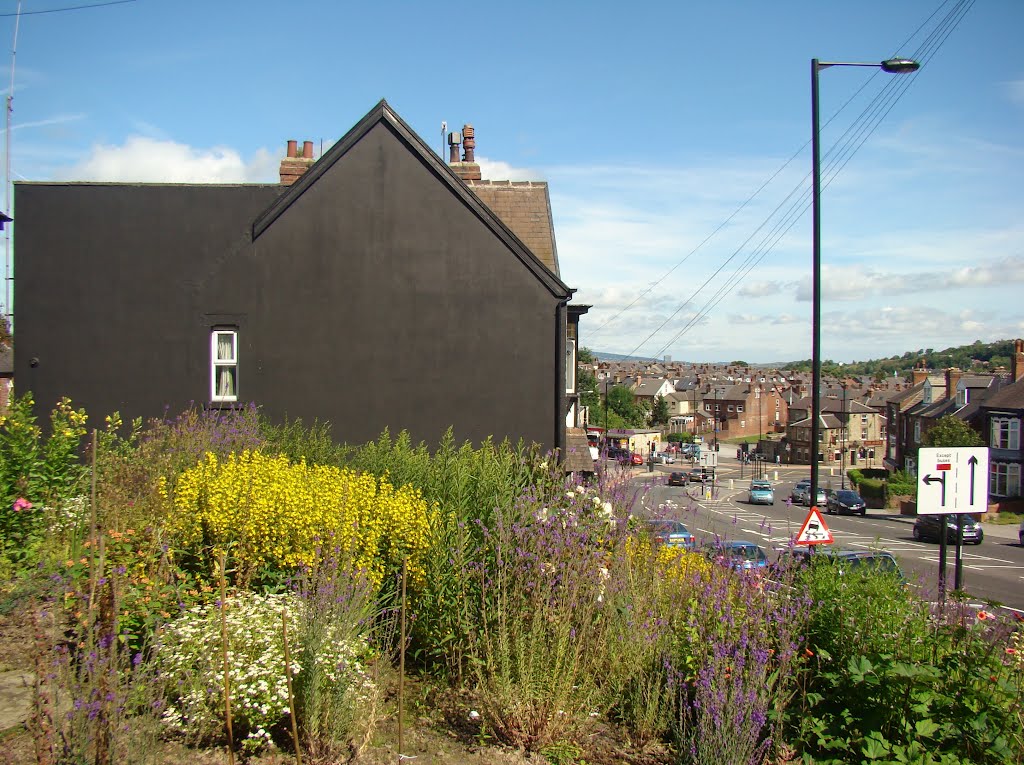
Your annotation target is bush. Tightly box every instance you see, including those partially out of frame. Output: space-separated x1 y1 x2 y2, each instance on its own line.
165 451 434 588
0 393 89 571
154 589 379 754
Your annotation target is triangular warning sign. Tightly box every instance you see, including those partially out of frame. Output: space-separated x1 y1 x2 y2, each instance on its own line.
795 506 834 546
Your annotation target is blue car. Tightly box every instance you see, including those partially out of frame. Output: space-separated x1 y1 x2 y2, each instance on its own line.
748 479 774 505
708 540 769 571
645 519 697 551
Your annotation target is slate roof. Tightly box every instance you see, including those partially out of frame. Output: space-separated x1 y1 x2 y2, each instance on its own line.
564 428 596 473
467 180 561 277
984 377 1024 410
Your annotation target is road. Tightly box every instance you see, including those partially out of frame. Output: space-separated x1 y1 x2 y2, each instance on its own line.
626 450 1024 613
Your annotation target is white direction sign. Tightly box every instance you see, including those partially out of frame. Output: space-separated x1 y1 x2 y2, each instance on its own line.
700 451 718 468
916 447 989 515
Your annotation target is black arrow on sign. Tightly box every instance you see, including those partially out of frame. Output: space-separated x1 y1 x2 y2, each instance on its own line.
967 455 978 505
923 473 946 507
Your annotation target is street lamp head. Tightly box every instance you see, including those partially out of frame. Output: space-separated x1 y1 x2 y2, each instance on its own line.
880 58 920 74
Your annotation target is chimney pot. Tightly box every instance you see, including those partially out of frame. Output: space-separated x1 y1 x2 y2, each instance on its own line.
286 140 297 158
302 140 314 159
462 123 476 162
447 131 462 164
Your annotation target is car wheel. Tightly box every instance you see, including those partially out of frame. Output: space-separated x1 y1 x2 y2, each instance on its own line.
860 508 867 517
913 526 923 542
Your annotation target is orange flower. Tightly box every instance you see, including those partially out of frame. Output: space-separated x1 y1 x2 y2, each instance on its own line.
804 648 815 658
977 610 993 621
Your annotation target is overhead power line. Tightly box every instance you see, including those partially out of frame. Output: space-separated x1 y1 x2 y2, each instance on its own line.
606 0 973 361
0 0 136 17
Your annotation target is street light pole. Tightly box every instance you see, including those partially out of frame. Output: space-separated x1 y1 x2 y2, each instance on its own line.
809 56 919 510
840 381 848 489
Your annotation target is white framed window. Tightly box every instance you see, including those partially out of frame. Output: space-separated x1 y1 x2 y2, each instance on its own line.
727 405 734 412
740 420 746 428
990 462 1021 498
211 329 238 402
565 339 576 394
914 420 921 443
956 387 968 407
737 404 744 412
991 417 1020 450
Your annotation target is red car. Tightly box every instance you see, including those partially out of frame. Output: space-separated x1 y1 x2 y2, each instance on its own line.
630 452 644 465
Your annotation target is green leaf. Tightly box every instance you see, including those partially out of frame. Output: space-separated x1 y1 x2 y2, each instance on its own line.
862 732 891 760
914 718 940 738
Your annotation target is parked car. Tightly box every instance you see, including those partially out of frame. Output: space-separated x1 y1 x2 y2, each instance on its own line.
785 548 904 579
1020 518 1024 546
790 479 811 504
803 486 827 507
644 519 697 550
667 471 687 487
656 451 676 464
687 467 715 483
912 513 984 545
748 479 774 505
606 446 630 461
827 489 867 516
706 540 768 571
630 452 644 465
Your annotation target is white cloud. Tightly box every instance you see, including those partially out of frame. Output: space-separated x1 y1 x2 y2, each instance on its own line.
55 136 277 183
737 280 783 298
477 155 539 181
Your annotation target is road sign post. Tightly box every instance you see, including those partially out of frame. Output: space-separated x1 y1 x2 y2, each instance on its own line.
917 447 990 602
794 507 834 547
916 447 989 515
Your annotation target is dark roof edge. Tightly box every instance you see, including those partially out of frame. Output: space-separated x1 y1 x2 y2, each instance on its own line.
252 99 573 300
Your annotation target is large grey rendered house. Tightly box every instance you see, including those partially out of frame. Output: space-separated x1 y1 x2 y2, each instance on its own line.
13 100 590 462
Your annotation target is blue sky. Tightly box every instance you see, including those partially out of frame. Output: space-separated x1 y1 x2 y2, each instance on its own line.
2 0 1022 364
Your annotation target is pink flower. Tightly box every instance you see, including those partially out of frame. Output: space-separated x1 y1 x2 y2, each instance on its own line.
12 497 32 512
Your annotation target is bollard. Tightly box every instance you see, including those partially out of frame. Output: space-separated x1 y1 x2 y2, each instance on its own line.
773 470 778 481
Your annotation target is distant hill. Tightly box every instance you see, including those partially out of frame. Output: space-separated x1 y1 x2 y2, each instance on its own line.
785 339 1017 379
588 339 1018 380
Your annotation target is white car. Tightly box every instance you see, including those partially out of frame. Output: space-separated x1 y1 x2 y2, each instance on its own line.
656 452 676 464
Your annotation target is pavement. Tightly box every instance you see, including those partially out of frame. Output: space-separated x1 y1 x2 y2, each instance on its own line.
0 670 32 733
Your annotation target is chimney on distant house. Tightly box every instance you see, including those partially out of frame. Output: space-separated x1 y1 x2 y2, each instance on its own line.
912 359 929 385
1013 338 1024 382
448 123 482 182
945 367 962 399
279 139 315 185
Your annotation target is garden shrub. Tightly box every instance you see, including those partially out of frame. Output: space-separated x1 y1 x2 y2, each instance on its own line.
464 483 620 750
154 590 378 754
0 392 89 571
165 450 434 587
787 560 1023 763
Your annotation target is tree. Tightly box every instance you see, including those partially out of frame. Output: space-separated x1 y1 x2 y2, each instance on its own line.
650 394 670 426
0 314 10 348
607 385 645 428
921 415 984 448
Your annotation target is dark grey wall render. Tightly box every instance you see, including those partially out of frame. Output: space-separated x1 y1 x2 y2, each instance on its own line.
14 102 572 453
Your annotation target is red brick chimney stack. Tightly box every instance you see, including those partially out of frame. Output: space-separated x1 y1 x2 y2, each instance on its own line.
279 139 316 185
912 359 929 385
1013 338 1024 382
449 122 482 182
945 367 962 399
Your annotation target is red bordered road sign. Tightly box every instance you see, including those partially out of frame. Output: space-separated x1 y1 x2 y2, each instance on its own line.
795 506 834 546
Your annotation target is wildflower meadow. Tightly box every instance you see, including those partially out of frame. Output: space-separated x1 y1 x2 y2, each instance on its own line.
0 391 1021 764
